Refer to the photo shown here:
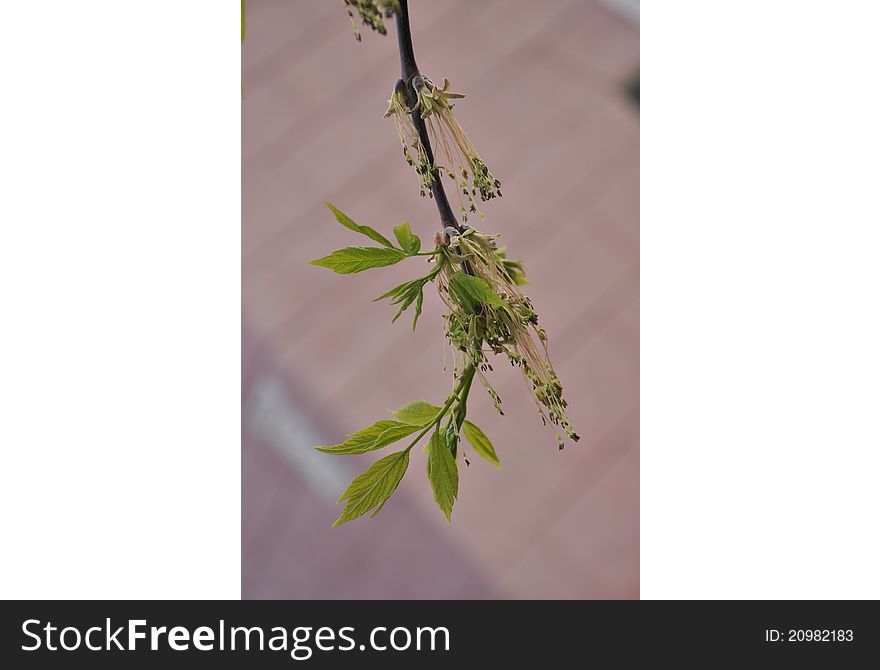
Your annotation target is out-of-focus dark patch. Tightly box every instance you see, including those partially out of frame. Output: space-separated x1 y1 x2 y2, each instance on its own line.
625 71 639 110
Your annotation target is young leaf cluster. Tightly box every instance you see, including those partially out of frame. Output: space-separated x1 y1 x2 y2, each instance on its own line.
309 203 440 329
315 352 498 525
308 202 424 275
309 205 509 525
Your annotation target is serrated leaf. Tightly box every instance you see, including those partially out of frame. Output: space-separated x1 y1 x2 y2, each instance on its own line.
309 246 406 274
393 221 421 255
392 400 441 425
427 431 458 523
325 202 394 248
462 420 501 468
316 420 421 455
333 450 410 526
449 272 506 310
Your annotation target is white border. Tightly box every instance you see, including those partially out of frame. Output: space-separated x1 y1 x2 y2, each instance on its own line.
642 1 880 598
0 1 240 598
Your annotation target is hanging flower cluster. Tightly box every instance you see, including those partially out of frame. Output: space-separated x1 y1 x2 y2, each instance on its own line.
385 80 434 197
385 75 502 221
436 227 579 449
343 0 401 41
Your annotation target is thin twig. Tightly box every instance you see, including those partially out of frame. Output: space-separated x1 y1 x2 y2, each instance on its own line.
402 363 475 453
394 0 461 232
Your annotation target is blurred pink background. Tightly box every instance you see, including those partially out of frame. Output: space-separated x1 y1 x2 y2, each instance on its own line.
243 0 639 599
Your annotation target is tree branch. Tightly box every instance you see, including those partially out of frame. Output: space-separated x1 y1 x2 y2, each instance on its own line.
394 0 461 231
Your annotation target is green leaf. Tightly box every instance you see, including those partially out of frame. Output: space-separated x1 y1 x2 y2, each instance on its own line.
393 221 421 255
392 400 441 425
374 263 441 328
497 249 528 286
412 284 424 330
325 201 394 248
374 277 414 303
333 450 410 526
316 420 421 455
427 430 458 523
387 280 422 323
241 0 245 44
374 279 409 303
462 420 501 468
449 272 506 310
309 246 406 274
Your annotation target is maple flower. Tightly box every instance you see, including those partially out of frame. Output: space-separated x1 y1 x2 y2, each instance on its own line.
343 0 401 41
437 228 579 448
385 80 435 197
384 75 502 220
